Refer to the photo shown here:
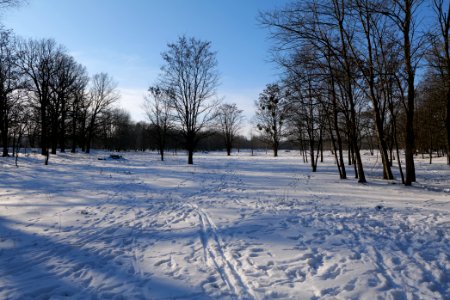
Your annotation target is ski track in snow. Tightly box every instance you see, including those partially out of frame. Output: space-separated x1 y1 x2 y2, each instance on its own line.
0 151 449 299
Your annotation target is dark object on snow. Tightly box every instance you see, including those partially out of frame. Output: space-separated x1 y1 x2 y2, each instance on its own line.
375 205 383 210
98 154 125 161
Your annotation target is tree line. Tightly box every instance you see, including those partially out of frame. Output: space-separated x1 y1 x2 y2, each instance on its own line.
255 0 450 186
0 28 122 164
0 26 249 165
4 0 449 184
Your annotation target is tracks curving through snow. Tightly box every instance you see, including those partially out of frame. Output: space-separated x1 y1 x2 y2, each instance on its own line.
2 152 449 299
195 204 256 299
177 159 256 299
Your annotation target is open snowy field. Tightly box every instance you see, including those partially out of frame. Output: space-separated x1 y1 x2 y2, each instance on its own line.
0 150 449 299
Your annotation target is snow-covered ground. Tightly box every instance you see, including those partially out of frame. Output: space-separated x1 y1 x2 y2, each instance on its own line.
0 150 449 299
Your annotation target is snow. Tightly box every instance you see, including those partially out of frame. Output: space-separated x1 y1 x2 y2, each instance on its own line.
0 150 449 299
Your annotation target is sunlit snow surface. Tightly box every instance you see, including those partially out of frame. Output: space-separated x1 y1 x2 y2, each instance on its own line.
0 150 449 299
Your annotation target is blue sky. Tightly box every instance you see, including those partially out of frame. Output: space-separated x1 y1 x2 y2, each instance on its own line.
3 0 291 131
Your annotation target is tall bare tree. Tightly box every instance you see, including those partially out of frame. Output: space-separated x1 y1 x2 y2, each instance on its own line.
16 38 63 158
158 36 219 164
49 54 79 154
144 86 172 161
260 0 367 182
430 0 450 165
85 72 119 153
0 28 22 157
284 50 325 172
346 0 394 180
383 0 425 185
255 83 288 157
69 62 88 153
216 103 243 156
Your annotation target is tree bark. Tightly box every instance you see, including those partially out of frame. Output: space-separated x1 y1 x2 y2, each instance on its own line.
1 118 8 157
447 86 450 164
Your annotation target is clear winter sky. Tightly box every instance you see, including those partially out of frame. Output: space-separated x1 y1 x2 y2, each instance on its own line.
2 0 292 134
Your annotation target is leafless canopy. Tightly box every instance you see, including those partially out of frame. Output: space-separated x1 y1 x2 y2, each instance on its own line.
216 103 243 156
158 35 220 164
143 86 173 161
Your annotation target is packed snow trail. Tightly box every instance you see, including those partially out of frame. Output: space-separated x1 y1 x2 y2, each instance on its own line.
0 151 449 299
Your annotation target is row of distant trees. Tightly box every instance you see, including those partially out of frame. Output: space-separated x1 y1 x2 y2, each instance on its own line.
0 27 121 164
0 24 248 164
253 0 450 186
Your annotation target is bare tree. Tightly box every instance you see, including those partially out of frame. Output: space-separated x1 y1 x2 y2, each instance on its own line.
0 28 22 157
346 0 395 180
430 0 450 165
69 63 89 153
383 0 425 185
158 36 219 164
260 0 367 182
16 38 64 159
284 50 325 172
143 86 172 161
255 83 288 157
85 72 119 153
48 54 80 154
216 103 243 156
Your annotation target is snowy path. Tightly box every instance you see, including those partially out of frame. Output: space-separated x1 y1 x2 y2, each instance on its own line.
0 151 449 299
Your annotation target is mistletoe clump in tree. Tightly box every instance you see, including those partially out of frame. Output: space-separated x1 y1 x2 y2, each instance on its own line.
255 83 288 157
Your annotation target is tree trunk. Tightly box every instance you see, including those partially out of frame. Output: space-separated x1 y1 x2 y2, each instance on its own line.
41 102 48 156
186 132 196 164
309 135 316 172
188 149 193 164
45 149 49 165
353 141 366 183
403 0 416 186
60 108 66 153
86 133 92 153
320 129 323 163
85 119 95 154
404 89 416 185
331 81 346 179
373 109 394 179
71 120 77 153
348 141 352 166
2 119 8 157
447 86 450 164
51 120 58 155
336 131 346 179
429 132 433 164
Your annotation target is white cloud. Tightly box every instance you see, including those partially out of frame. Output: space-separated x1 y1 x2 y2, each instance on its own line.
117 88 148 122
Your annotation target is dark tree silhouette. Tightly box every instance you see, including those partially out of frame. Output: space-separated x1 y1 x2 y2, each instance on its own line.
0 28 22 157
144 86 173 161
158 36 219 164
85 73 119 153
216 103 243 156
255 83 288 157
